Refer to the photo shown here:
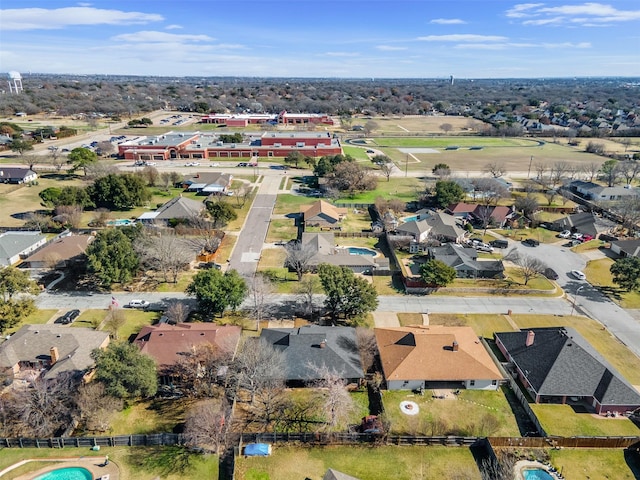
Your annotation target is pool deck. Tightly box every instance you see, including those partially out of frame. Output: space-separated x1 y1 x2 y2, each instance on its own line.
514 460 563 480
5 457 119 480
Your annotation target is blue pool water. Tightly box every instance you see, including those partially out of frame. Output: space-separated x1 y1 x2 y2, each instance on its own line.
33 467 93 480
403 215 419 223
107 219 134 226
522 469 555 480
347 247 377 256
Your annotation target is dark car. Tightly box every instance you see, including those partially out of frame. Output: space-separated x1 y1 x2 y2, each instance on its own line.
490 239 509 249
58 309 80 324
543 268 559 280
522 238 540 247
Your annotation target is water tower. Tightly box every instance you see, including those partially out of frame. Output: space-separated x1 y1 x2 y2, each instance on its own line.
7 71 24 94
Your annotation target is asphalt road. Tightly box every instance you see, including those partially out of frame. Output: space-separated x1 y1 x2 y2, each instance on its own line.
227 174 281 278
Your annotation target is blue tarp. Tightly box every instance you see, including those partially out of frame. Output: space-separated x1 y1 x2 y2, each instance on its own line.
244 443 271 456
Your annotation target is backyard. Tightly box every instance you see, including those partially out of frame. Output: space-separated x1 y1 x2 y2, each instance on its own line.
548 447 640 480
234 444 481 480
381 388 520 437
532 404 640 437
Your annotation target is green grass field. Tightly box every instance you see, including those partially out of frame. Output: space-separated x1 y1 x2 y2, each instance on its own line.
584 257 640 309
532 404 640 437
235 445 481 480
371 136 536 148
381 388 520 437
549 448 640 480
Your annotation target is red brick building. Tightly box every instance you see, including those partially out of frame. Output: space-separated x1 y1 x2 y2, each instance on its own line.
200 111 334 126
117 131 342 162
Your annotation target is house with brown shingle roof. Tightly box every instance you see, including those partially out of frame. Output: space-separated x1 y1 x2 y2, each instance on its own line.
22 233 94 269
375 325 503 391
300 200 347 229
133 323 241 376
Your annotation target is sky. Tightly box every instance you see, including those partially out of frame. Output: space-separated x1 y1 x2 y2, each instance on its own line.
1 1 639 78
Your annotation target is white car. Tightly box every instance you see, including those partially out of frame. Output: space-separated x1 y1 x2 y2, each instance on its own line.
558 230 571 238
184 162 200 167
570 270 587 281
210 162 220 167
571 232 583 240
128 299 150 309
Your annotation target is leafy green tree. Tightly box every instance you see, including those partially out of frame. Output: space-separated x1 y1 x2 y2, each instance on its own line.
599 159 620 187
67 147 97 176
86 229 140 286
434 180 465 208
0 268 40 333
92 342 157 401
610 257 640 292
39 187 62 208
218 133 243 143
186 268 247 318
317 264 378 325
284 151 304 168
88 174 150 210
9 138 33 156
432 163 451 178
205 199 238 228
193 101 210 114
313 154 354 177
420 259 457 287
56 186 94 208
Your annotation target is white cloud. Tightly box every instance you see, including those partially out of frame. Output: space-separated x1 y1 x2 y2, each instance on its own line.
430 18 467 25
455 41 591 50
417 34 508 42
507 2 640 25
165 24 183 30
376 45 407 51
112 31 214 43
0 7 163 30
505 3 545 18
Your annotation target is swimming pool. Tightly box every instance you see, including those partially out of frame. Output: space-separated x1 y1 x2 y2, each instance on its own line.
347 247 377 256
33 467 93 480
522 468 555 480
107 219 134 226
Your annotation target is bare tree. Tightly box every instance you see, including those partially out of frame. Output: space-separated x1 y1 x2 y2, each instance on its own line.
164 300 190 324
96 141 115 157
581 162 600 182
9 374 79 437
159 172 172 191
543 189 559 206
247 273 274 331
187 215 222 255
484 162 507 178
231 338 286 405
174 342 234 397
53 205 83 228
296 275 321 318
24 212 51 231
183 397 232 453
104 307 126 340
140 165 160 186
285 241 315 281
48 147 65 172
371 155 394 182
76 382 123 433
618 160 640 185
91 208 113 227
363 120 379 135
439 123 453 134
311 364 355 431
610 196 640 236
550 161 571 188
472 178 509 233
140 233 195 283
504 249 546 285
356 327 378 373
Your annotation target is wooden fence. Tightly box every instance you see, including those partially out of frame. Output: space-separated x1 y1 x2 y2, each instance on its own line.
489 436 640 449
239 432 481 447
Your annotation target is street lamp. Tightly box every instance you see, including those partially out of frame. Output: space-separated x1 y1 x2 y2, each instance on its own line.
570 285 584 316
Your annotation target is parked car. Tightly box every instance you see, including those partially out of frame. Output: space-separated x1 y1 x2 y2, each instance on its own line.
366 149 375 154
128 299 150 309
543 268 559 280
571 232 584 240
522 238 540 247
570 270 587 281
558 230 571 238
490 239 509 249
56 309 80 324
475 243 494 252
237 162 248 167
582 234 594 241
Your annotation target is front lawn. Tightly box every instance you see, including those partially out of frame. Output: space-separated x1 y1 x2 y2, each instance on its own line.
334 177 422 204
428 313 515 338
584 257 640 309
235 445 481 480
381 388 520 437
532 404 640 437
8 309 58 335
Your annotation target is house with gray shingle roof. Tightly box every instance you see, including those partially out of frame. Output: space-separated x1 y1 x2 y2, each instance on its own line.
260 325 364 386
427 243 504 279
610 239 640 258
0 231 47 266
495 327 640 415
137 195 204 224
0 167 37 184
0 324 110 381
300 232 389 274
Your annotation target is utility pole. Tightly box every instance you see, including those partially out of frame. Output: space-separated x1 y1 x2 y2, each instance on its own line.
528 155 533 179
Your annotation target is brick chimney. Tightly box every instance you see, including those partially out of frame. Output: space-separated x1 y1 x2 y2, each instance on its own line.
452 340 459 352
50 346 59 365
525 330 535 347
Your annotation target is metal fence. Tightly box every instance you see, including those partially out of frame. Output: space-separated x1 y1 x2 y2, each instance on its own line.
0 433 184 449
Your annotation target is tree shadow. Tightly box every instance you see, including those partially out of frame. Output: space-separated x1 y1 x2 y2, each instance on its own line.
624 448 640 480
